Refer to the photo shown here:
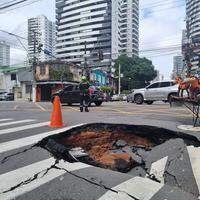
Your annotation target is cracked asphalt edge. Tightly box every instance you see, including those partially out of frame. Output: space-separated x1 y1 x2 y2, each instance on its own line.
0 159 139 200
0 145 37 164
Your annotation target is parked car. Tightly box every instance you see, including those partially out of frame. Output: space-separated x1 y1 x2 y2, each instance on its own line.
132 81 178 105
0 92 14 101
127 90 135 102
51 84 104 106
111 94 127 101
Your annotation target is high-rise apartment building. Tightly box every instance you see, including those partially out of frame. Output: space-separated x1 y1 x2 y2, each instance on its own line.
185 0 200 73
0 41 10 67
112 0 139 59
56 0 139 67
56 0 112 68
28 15 56 62
172 55 184 78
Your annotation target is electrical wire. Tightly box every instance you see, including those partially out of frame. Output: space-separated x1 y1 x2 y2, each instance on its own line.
0 0 43 13
141 0 185 10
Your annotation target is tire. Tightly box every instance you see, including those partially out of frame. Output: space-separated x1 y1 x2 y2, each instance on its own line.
168 93 177 103
67 103 72 106
146 101 154 105
51 96 55 103
95 101 102 106
134 94 144 105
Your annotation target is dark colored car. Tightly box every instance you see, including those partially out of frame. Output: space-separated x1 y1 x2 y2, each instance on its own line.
51 84 104 106
0 92 14 101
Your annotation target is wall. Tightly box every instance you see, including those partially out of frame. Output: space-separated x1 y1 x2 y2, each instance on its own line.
0 73 19 92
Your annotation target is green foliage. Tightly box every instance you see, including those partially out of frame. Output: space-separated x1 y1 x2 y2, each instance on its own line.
121 90 130 95
115 55 157 90
49 68 73 81
100 86 113 93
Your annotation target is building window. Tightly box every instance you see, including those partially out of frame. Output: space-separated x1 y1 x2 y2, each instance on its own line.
26 85 32 94
11 74 16 81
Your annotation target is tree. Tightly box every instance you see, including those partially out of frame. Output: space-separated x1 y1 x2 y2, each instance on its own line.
115 55 157 90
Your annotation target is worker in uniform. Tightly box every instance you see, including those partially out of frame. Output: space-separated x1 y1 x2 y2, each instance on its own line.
79 76 90 112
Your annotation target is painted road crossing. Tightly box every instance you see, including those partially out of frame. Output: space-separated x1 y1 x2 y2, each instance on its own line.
0 118 199 200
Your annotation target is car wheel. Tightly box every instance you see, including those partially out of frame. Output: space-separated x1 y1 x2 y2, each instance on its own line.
168 93 177 103
51 96 55 103
134 94 144 105
67 103 72 106
95 101 102 106
146 101 154 105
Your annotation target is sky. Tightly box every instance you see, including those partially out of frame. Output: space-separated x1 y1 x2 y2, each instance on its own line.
0 0 186 79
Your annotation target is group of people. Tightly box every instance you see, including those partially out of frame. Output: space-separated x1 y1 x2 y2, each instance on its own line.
175 75 200 99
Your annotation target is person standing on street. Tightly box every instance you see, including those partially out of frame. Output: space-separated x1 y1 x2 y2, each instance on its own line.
79 76 90 112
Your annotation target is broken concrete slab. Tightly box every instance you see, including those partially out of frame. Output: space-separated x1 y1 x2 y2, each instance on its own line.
144 138 200 197
115 140 127 147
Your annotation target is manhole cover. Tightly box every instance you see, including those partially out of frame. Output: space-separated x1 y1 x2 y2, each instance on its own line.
178 125 200 132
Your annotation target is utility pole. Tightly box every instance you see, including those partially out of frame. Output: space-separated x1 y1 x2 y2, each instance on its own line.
84 41 87 76
118 63 121 95
32 31 38 102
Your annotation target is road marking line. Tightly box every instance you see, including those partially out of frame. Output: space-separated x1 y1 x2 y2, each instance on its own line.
13 105 18 110
0 158 90 200
0 119 35 127
0 124 84 154
98 176 164 200
0 119 13 122
0 122 49 136
187 146 200 192
35 103 46 111
68 106 79 111
149 156 168 183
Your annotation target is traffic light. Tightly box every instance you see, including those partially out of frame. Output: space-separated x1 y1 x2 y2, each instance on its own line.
37 44 43 53
98 50 104 61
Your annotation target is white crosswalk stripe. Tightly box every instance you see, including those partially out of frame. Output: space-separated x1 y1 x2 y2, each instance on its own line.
0 158 90 200
0 118 199 200
149 156 168 183
0 124 84 154
187 146 200 193
0 119 35 127
0 121 49 136
98 176 164 200
0 119 13 122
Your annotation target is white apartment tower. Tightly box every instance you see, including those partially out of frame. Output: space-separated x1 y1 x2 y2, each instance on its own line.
186 0 200 72
56 0 139 67
112 0 139 59
172 55 184 78
56 0 112 68
28 15 56 62
0 41 10 67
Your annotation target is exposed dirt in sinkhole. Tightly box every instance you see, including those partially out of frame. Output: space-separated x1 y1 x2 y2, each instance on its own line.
57 130 154 172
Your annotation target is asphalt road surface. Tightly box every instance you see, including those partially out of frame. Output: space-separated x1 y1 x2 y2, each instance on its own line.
0 101 200 200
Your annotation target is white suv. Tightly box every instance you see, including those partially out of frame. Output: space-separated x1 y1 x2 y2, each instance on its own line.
132 81 178 105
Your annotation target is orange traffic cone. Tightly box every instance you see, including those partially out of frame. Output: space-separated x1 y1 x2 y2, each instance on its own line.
49 96 64 128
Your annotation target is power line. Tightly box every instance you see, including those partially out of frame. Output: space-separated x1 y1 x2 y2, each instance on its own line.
141 0 185 10
0 0 42 14
141 0 183 7
141 4 185 15
0 0 30 10
0 29 27 40
0 0 18 7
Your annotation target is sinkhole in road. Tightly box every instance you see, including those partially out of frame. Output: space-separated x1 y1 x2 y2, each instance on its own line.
38 123 200 174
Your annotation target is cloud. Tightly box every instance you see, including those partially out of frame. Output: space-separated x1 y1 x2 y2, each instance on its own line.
0 0 186 78
139 0 186 78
